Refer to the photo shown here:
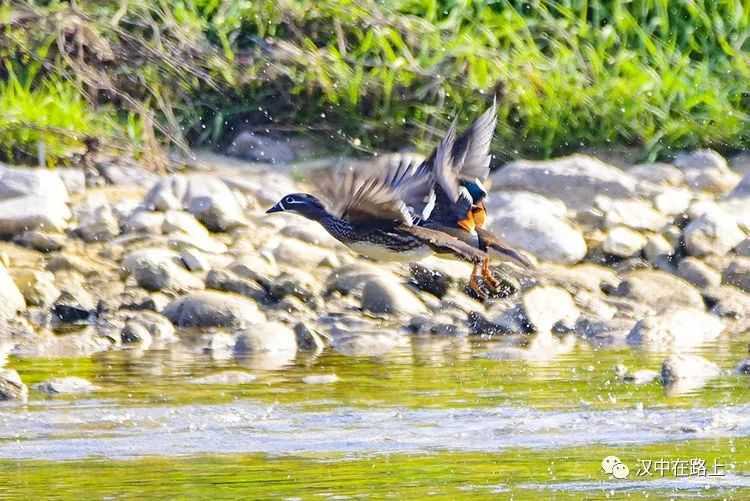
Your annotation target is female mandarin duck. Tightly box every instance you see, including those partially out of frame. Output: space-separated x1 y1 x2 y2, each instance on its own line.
266 156 495 294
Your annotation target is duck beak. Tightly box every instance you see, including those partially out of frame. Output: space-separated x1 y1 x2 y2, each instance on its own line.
266 202 285 214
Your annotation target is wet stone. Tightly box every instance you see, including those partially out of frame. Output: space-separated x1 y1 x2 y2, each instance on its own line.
409 263 451 298
34 376 99 395
13 230 65 253
190 371 257 385
0 369 28 401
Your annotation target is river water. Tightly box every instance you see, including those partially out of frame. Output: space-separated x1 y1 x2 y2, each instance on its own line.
2 331 750 499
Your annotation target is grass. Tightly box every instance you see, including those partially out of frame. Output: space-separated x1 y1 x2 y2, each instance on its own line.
1 0 750 163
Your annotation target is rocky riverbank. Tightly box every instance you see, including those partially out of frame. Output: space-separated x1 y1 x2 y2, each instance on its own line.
0 149 749 400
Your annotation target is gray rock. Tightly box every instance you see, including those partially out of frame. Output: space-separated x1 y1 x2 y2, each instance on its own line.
74 195 119 242
34 376 98 394
11 269 60 306
602 227 647 257
575 317 636 347
100 164 160 188
628 163 685 186
143 175 247 231
490 154 638 210
206 269 265 301
521 286 579 332
331 330 406 357
0 166 70 236
125 311 176 342
14 328 112 358
674 149 740 193
190 371 257 385
271 238 340 268
616 366 660 385
234 321 297 353
661 354 721 395
653 188 692 216
482 333 576 362
643 234 675 264
613 270 705 310
302 374 338 384
280 223 343 249
627 308 723 350
0 264 25 320
46 253 100 276
677 258 721 289
162 210 209 238
13 231 65 252
121 321 152 345
361 276 426 316
0 369 27 401
123 210 165 234
706 285 750 333
485 192 586 264
729 171 750 198
58 168 86 195
294 322 329 352
225 131 296 164
0 195 71 236
163 291 264 328
122 248 204 292
683 208 746 256
723 258 750 292
180 249 211 272
597 197 668 231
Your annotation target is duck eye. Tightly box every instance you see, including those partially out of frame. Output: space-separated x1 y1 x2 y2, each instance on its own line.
285 196 295 204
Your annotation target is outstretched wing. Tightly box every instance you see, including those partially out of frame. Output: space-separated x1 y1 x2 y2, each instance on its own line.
452 97 497 182
311 158 432 226
426 98 497 205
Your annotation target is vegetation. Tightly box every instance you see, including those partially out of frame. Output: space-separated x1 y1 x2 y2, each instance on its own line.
2 0 750 164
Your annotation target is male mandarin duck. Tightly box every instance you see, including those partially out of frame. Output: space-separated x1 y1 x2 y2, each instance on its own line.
410 99 532 290
266 159 493 293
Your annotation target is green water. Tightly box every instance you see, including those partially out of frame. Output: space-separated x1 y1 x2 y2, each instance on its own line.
2 332 750 499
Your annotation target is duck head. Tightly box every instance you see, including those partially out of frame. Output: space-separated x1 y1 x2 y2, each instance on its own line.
266 193 327 219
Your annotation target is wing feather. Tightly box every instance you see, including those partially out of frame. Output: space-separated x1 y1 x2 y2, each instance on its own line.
310 156 432 225
452 97 497 182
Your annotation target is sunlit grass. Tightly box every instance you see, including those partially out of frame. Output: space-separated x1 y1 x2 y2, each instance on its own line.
0 65 122 165
3 0 750 161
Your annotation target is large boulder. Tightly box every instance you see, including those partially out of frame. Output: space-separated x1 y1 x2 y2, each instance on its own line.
674 149 740 193
627 308 723 350
602 227 647 257
490 154 638 210
485 192 586 264
361 275 427 316
661 354 721 395
122 248 204 292
521 286 579 332
163 291 265 328
234 321 298 353
683 207 746 257
74 193 119 242
596 197 669 231
613 269 705 310
143 175 247 231
0 165 70 236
